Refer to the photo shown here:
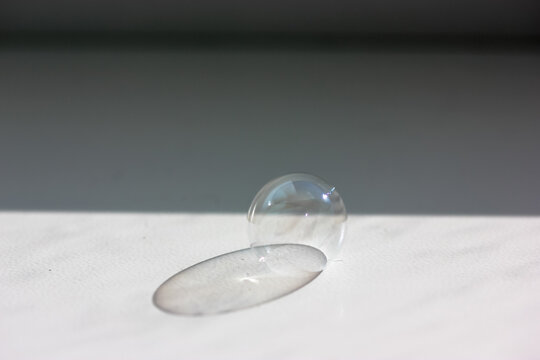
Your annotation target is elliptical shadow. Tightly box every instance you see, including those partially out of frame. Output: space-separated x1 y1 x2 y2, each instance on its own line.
153 244 327 316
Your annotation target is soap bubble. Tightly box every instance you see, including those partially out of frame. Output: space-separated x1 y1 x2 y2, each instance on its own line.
154 173 347 315
248 173 347 260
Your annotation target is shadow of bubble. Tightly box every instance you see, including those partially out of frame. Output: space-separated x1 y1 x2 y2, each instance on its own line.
153 244 327 315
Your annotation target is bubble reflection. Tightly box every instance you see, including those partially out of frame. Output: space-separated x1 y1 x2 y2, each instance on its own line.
153 244 327 315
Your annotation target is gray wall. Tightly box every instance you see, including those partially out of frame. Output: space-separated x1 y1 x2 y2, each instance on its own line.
1 50 538 214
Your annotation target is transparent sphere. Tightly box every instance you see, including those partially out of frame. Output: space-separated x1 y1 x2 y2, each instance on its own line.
247 173 347 260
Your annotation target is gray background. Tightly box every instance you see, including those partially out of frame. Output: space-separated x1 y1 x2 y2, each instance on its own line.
1 49 539 214
1 1 539 214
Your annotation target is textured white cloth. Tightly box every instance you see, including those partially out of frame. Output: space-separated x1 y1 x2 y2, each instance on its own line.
1 212 539 359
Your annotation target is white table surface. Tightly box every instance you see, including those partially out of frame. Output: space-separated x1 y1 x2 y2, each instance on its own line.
2 212 539 359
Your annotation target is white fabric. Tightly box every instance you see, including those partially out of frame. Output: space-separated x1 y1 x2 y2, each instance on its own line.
1 212 539 359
